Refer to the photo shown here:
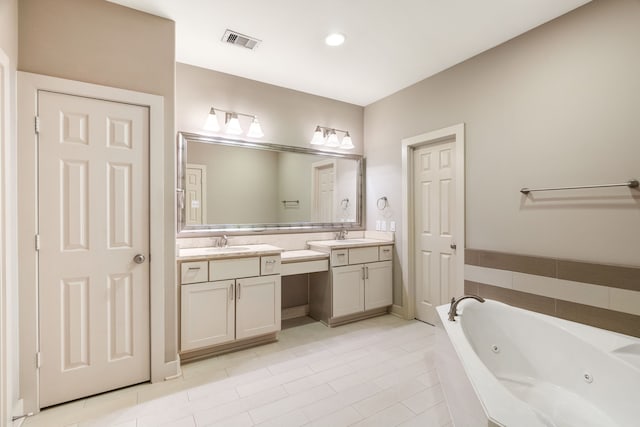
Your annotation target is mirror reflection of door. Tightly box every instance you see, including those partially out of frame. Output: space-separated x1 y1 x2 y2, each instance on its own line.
311 160 336 222
186 164 207 225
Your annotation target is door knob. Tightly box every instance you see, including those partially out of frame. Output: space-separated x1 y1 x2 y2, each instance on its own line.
133 254 146 264
450 243 457 250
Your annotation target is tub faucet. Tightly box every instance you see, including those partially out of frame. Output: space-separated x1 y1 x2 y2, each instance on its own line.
448 295 485 321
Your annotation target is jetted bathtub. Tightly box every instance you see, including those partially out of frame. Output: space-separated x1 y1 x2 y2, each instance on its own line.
435 299 640 427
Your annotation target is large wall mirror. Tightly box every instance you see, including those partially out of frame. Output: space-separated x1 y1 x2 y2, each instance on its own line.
177 132 364 235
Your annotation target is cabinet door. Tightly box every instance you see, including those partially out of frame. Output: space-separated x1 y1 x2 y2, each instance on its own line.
236 275 281 340
365 261 393 310
332 264 365 317
181 280 235 351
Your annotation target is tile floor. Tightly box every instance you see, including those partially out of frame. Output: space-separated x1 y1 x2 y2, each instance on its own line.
22 315 452 427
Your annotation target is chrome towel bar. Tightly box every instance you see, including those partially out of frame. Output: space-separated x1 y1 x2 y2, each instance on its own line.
521 179 639 195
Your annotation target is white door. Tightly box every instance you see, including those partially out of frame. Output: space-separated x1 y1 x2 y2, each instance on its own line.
38 91 150 407
311 161 335 222
364 261 393 310
414 141 456 324
181 281 235 351
332 265 364 317
185 164 206 225
235 275 281 340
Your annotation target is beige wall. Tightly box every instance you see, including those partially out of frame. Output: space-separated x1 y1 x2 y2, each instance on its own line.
176 63 364 154
18 0 178 361
187 142 280 224
364 0 640 304
0 0 18 63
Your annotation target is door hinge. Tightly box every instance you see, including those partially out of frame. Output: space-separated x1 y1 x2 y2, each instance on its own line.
35 234 40 251
34 116 40 134
36 352 41 369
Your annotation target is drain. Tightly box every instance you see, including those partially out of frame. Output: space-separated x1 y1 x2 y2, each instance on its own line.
583 372 594 383
491 344 500 354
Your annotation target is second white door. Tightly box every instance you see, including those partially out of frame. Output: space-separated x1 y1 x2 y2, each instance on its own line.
413 141 457 324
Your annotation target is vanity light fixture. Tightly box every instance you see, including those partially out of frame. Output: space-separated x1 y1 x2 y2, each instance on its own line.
203 107 221 132
203 107 264 138
247 117 264 138
309 125 354 149
225 113 243 135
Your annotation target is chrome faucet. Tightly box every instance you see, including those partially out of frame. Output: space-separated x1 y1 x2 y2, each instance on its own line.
335 229 348 240
217 234 228 247
447 295 485 321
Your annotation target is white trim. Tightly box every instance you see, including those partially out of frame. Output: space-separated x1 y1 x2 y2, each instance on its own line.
0 47 10 427
17 72 169 413
401 123 465 320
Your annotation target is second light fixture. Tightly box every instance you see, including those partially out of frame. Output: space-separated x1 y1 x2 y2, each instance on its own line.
310 125 354 149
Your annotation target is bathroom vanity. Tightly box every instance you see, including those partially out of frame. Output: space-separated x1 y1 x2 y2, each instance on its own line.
307 238 393 327
177 245 283 361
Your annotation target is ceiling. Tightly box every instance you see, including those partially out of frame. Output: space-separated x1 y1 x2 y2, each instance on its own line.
108 0 591 106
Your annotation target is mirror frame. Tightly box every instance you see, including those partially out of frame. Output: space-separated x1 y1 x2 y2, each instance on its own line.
177 131 364 236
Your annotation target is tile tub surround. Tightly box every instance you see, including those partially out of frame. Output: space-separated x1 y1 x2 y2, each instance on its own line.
465 249 640 338
22 315 451 427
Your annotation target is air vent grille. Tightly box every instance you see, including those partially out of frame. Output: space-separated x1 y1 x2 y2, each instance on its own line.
222 29 261 50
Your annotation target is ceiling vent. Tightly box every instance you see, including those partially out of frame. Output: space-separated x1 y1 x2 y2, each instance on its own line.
221 29 261 50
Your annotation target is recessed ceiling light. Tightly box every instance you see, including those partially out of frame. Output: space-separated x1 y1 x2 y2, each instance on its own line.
325 33 345 47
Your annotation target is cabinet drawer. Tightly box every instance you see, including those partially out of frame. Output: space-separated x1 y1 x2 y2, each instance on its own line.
349 247 378 264
331 249 349 266
180 261 208 284
379 245 393 261
209 257 260 281
261 255 281 276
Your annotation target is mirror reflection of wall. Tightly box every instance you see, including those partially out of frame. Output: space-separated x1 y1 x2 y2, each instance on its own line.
185 139 359 226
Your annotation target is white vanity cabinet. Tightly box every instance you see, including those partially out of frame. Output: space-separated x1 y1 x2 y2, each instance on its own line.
331 250 393 317
308 239 394 326
181 280 235 350
179 248 282 358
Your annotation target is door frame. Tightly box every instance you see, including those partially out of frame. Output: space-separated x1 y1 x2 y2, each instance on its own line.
310 159 337 222
186 163 207 225
0 46 12 427
401 123 465 320
18 72 168 412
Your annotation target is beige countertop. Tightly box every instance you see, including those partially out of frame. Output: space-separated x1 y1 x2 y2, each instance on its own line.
306 238 394 251
281 250 329 263
177 244 283 261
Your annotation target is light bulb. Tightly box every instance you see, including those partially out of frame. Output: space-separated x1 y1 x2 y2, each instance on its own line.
203 108 220 132
326 129 340 147
310 126 325 145
340 132 354 149
325 33 345 47
225 113 243 135
247 117 264 138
